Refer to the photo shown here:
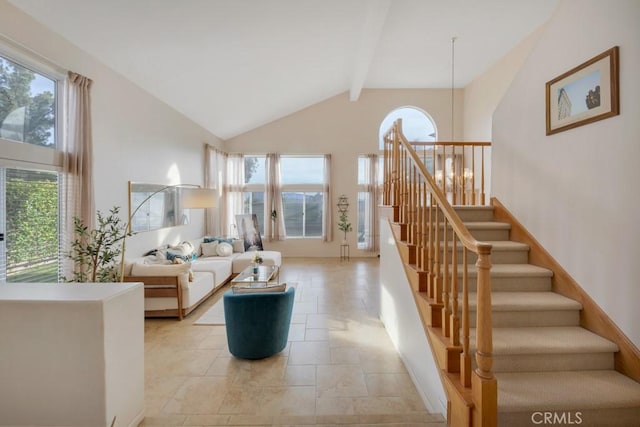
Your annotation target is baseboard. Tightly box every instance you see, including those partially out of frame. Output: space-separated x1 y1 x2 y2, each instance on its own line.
491 197 640 383
127 407 145 427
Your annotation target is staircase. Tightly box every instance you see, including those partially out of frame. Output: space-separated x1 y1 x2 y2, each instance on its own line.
382 119 640 426
453 205 640 425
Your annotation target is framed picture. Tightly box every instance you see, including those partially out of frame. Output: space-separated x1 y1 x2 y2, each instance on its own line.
546 46 619 135
236 214 264 251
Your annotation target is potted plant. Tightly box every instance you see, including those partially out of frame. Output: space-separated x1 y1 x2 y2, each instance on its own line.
336 195 352 244
337 211 352 245
64 206 130 282
252 251 263 275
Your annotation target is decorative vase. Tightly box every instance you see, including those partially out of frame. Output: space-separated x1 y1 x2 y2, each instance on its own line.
252 264 259 275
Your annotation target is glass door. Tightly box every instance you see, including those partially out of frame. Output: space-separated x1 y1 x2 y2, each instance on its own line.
0 167 60 282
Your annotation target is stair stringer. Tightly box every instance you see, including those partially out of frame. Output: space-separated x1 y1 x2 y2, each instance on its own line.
491 197 640 383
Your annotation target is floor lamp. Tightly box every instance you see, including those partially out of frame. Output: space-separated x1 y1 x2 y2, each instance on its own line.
119 185 216 281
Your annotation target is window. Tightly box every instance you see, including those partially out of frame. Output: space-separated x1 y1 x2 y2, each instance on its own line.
357 155 381 250
243 156 266 235
0 55 57 148
235 155 328 239
0 47 64 282
282 191 322 237
0 168 59 282
280 156 324 238
378 107 436 149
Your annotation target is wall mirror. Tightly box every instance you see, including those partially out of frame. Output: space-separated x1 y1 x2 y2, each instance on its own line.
128 182 190 233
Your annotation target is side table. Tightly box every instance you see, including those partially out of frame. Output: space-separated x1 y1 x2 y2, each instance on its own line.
340 243 350 261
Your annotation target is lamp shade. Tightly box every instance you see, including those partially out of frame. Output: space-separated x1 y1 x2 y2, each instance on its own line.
181 188 216 209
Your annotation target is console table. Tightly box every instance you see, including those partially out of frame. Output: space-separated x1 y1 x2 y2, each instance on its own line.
0 282 144 427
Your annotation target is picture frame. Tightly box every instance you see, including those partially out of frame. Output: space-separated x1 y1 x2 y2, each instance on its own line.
236 213 264 251
546 46 619 135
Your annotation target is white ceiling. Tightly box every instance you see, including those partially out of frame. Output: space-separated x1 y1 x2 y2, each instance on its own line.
9 0 559 140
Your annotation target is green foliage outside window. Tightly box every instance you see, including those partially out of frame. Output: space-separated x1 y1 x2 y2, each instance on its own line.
0 56 55 146
5 170 58 276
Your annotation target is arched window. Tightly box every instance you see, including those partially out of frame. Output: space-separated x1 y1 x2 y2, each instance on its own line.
378 106 437 150
357 107 438 251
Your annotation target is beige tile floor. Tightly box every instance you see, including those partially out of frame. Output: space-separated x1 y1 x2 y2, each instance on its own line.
141 257 446 427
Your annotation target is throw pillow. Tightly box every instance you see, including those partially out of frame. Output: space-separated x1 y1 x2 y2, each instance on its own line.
166 241 197 262
232 239 245 253
203 236 233 245
216 242 233 257
201 241 219 257
166 251 195 262
232 283 287 294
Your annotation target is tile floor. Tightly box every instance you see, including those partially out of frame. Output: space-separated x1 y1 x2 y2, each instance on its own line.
141 257 446 426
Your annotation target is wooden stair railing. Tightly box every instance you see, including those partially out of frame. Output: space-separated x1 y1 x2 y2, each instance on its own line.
409 140 491 206
383 119 496 426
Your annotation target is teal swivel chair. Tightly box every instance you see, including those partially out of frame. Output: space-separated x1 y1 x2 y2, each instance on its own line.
223 286 295 359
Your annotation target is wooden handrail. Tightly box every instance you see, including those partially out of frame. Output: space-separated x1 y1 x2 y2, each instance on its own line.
383 119 497 426
411 141 492 147
387 123 489 253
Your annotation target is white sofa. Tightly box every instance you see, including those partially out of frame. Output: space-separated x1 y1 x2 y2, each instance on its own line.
124 238 281 320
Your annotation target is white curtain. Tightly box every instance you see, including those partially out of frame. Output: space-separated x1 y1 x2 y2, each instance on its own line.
204 145 227 236
322 154 332 242
60 71 94 279
265 153 286 241
362 154 379 251
225 154 244 237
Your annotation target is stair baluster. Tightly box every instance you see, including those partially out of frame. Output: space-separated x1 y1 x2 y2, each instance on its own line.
442 217 450 338
383 118 496 426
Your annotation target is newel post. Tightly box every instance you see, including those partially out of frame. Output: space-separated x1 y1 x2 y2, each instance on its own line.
472 246 497 427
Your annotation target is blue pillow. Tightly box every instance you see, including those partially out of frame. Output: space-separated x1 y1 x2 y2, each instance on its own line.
203 236 233 245
166 251 196 262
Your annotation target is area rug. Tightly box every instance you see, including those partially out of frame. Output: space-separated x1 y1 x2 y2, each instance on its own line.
193 282 297 326
193 296 226 325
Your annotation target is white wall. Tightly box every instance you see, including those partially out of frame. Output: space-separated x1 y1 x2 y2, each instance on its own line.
464 25 546 141
463 22 547 200
379 220 447 417
226 89 464 257
0 1 224 258
492 0 640 345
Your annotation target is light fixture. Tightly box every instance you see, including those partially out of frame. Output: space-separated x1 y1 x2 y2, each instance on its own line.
180 187 217 209
119 184 216 281
337 195 349 213
451 36 457 141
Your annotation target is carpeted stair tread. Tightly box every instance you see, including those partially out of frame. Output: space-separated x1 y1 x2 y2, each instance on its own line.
461 221 511 230
496 370 640 412
470 326 618 355
467 291 582 311
438 221 511 230
445 240 529 252
462 263 553 277
452 205 495 222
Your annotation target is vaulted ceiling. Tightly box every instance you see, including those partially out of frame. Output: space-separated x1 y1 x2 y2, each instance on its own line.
9 0 559 139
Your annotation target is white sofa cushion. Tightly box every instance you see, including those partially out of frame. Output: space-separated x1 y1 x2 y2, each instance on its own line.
130 262 191 288
144 271 213 312
191 258 233 287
